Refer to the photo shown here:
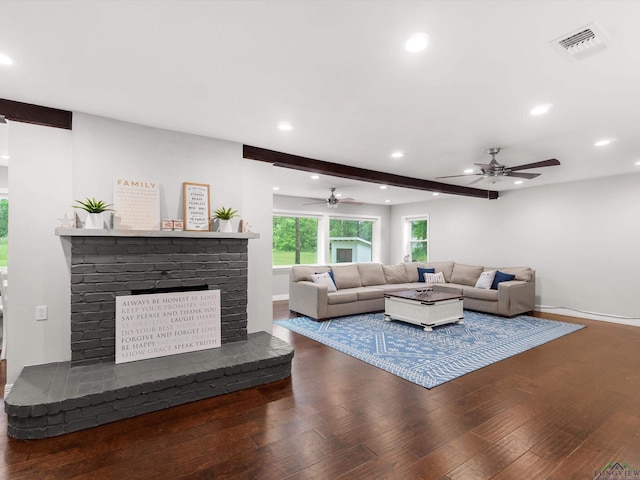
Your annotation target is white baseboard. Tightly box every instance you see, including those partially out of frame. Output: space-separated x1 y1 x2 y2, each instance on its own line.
272 294 289 302
537 306 640 327
4 383 13 396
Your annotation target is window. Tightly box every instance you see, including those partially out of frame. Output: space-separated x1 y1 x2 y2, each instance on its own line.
272 215 319 266
273 210 380 266
329 218 373 263
404 215 429 262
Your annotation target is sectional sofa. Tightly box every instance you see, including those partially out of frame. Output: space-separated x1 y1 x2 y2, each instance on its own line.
288 261 535 320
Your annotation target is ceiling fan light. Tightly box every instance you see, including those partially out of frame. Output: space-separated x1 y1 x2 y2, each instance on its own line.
327 203 338 209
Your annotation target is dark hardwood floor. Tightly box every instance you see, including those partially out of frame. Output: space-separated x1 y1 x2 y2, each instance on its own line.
1 302 639 479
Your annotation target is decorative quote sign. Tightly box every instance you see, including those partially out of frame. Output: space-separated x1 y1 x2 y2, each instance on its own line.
113 178 160 230
183 182 210 231
115 290 221 364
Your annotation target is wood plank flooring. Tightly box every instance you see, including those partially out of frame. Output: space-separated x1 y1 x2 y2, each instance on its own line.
0 302 639 479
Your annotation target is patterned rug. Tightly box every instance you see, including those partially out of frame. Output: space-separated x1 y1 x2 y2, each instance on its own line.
275 311 584 389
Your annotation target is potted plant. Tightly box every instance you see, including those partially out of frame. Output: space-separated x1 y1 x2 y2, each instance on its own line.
73 197 114 229
212 206 239 233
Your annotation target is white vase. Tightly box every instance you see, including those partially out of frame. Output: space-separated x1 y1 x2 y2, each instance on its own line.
218 219 234 233
85 212 104 229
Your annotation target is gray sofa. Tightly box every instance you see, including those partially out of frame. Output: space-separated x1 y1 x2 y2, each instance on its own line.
289 261 535 320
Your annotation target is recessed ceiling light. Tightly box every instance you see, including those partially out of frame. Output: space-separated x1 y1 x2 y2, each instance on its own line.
514 180 524 185
464 168 474 174
384 199 391 203
272 186 279 191
391 151 404 159
277 122 293 131
0 53 13 66
530 104 553 116
405 33 429 53
635 160 640 166
432 192 440 196
0 155 8 160
310 175 320 180
594 138 615 147
379 185 388 189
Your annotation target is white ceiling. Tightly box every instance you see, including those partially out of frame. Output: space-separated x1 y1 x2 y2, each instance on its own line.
2 1 640 205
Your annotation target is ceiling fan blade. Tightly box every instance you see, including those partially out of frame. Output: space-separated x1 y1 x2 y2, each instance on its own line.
467 176 486 185
505 171 540 179
339 200 364 205
508 158 560 171
303 201 329 205
435 173 480 179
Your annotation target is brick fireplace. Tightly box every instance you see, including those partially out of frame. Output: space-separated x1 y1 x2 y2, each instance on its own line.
4 229 294 439
69 233 251 365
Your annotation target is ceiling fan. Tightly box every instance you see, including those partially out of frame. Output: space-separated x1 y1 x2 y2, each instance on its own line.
437 148 561 185
304 188 363 208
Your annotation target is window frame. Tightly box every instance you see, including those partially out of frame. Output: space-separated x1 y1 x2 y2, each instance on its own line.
272 209 381 268
402 214 429 263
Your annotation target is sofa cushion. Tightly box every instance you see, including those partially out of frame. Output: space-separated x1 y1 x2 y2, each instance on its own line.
491 270 516 290
430 261 455 282
290 265 331 282
403 262 429 282
357 263 386 286
310 272 337 292
497 267 533 282
331 264 362 289
383 264 409 284
327 290 358 305
352 287 385 301
463 286 499 301
451 263 483 286
474 270 496 289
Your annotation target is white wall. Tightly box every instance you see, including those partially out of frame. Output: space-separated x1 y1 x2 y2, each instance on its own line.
272 194 391 298
7 122 74 385
6 113 274 385
390 173 640 320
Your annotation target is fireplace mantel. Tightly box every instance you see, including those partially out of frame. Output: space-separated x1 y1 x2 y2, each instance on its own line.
55 228 259 239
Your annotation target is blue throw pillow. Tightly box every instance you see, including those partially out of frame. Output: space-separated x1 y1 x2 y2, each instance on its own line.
417 267 436 282
491 270 516 290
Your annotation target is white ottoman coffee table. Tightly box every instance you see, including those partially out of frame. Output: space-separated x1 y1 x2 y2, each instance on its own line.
384 290 464 331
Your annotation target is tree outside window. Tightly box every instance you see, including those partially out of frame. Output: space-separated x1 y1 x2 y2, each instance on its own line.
407 217 428 262
272 215 318 265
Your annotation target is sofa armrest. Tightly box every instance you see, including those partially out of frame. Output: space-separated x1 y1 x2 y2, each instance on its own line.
497 280 535 316
289 281 329 320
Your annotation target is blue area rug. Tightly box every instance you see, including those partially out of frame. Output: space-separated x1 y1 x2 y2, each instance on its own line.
275 311 585 389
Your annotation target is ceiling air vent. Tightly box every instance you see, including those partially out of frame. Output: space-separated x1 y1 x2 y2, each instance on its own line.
550 23 609 60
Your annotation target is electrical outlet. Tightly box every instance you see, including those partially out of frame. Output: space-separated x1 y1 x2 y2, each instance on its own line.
36 305 48 321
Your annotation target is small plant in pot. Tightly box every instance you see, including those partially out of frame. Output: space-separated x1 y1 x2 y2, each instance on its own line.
212 206 239 233
73 197 114 229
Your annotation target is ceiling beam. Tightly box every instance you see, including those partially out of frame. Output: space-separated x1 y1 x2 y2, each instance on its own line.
243 145 499 200
0 98 73 130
